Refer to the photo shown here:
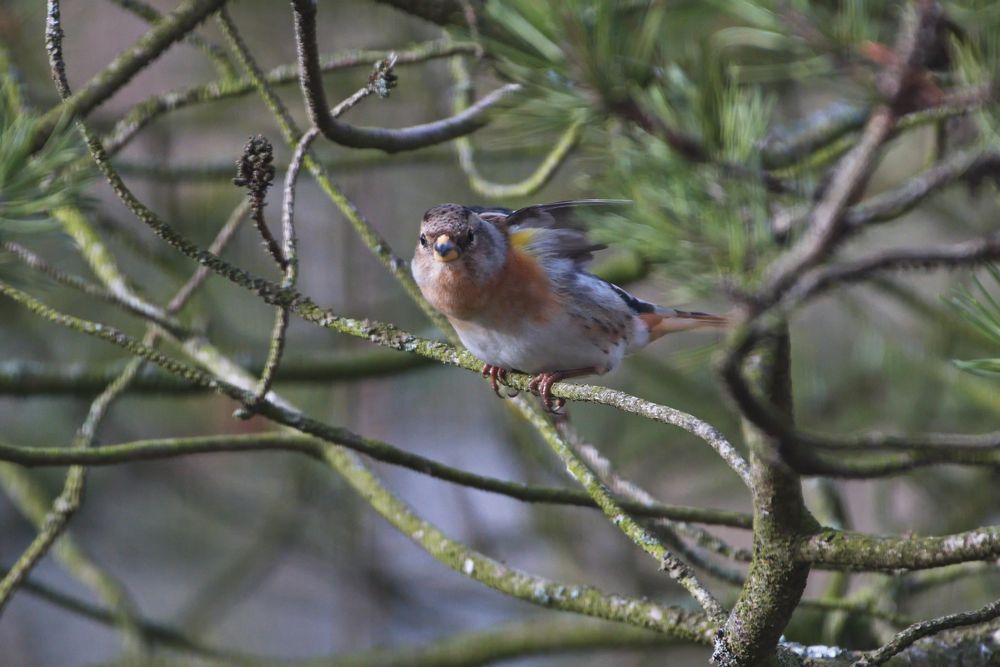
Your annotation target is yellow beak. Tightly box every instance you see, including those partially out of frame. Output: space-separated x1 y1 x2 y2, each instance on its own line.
433 234 459 263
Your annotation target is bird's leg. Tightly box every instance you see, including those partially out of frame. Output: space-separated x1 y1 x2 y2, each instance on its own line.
527 367 597 413
481 364 518 399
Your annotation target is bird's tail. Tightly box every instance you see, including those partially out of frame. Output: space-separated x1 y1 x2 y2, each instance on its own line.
644 307 730 341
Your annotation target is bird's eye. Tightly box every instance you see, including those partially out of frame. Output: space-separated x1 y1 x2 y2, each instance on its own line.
419 234 428 248
467 230 475 244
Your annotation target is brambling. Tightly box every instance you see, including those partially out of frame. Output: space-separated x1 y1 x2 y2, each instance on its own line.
411 200 727 410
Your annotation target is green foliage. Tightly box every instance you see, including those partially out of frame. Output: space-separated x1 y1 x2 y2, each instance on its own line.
0 61 91 234
478 1 1000 299
482 0 777 294
950 265 1000 377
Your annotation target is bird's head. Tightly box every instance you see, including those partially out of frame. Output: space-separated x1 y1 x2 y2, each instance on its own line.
413 204 506 280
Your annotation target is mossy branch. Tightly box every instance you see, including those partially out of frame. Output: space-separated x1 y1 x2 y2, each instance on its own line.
101 38 476 155
0 279 718 639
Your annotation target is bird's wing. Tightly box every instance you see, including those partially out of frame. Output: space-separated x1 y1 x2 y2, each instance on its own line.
500 200 629 267
467 206 513 225
504 199 630 231
508 226 606 267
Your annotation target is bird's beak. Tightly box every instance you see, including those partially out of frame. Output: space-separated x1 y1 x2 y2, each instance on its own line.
433 234 459 263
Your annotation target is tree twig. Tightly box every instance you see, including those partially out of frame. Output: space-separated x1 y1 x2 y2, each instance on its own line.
289 0 520 153
33 0 230 151
853 596 1000 666
0 433 752 527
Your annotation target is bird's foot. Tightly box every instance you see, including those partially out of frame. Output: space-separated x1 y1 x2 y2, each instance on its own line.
481 364 519 399
527 372 566 413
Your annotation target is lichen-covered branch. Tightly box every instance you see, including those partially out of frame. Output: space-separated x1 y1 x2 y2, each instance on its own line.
801 525 1000 571
0 280 717 641
513 398 728 623
715 331 815 667
102 38 475 154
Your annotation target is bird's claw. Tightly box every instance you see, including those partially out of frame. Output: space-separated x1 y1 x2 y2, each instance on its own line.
481 364 519 399
527 372 566 413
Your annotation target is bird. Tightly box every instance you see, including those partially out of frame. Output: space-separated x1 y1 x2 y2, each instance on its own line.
410 200 728 411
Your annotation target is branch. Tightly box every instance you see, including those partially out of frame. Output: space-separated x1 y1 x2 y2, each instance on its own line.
842 148 1000 229
53 31 749 487
0 352 431 395
801 525 1000 571
764 106 897 295
0 281 718 640
0 436 751 529
217 10 452 332
450 56 581 199
53 208 190 337
513 399 727 622
0 352 145 617
764 0 949 298
5 567 236 659
760 84 997 171
105 0 236 78
560 421 751 585
785 234 1000 308
0 464 145 648
290 0 520 153
238 55 392 417
112 143 550 181
370 0 475 27
33 0 230 151
714 330 814 667
721 234 1000 480
853 597 1000 666
102 38 476 155
259 619 688 666
0 241 187 337
776 147 1000 237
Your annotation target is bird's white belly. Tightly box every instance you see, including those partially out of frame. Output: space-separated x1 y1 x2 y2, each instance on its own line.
454 312 631 374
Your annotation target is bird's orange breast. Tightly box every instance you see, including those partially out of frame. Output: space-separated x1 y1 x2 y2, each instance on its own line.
426 246 558 326
487 246 558 325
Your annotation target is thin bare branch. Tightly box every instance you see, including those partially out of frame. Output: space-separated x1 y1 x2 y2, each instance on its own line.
33 0 230 151
289 0 520 153
0 433 751 528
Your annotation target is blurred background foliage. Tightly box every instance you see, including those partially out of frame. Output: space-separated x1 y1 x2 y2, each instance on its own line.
0 50 91 234
0 1 998 666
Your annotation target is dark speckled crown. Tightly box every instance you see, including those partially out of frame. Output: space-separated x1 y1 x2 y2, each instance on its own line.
421 203 472 238
422 203 467 223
